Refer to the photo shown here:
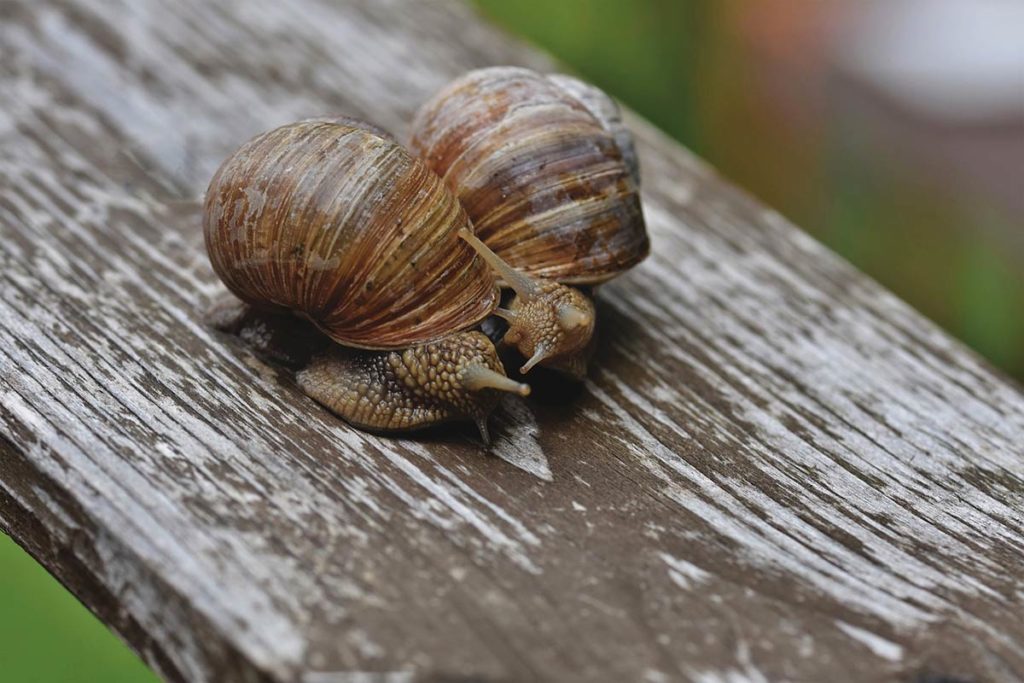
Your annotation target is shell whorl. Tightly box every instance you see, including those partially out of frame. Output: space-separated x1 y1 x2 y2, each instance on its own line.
410 66 648 285
204 119 499 350
545 74 640 186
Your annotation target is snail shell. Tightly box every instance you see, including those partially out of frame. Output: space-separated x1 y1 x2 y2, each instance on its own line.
410 66 648 285
544 74 639 186
204 117 499 350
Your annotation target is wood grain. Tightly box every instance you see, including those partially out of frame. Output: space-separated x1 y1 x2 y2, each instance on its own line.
1 1 1022 681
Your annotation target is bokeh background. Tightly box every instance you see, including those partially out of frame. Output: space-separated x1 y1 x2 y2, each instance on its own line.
3 0 1022 679
478 0 1024 378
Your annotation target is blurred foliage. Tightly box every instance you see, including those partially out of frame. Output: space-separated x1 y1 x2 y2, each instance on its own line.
476 0 1024 380
0 532 157 682
471 0 707 149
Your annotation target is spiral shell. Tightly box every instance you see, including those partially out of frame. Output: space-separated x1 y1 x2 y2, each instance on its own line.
544 74 640 186
204 118 499 350
410 67 648 285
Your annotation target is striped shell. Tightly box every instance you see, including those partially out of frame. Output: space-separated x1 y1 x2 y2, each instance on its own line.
545 74 640 186
410 67 648 285
204 118 499 350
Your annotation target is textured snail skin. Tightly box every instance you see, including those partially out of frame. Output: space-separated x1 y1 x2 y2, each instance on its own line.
504 282 596 379
410 66 649 285
204 117 499 350
296 331 528 443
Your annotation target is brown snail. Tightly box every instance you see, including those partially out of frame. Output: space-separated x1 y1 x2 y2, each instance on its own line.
410 67 648 378
203 117 571 442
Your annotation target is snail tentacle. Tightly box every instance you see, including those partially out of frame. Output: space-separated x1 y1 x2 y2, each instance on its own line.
457 229 539 298
461 363 531 396
558 304 593 332
520 345 550 375
492 307 517 323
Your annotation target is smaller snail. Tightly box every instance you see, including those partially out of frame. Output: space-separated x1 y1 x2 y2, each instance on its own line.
204 117 591 441
410 67 648 378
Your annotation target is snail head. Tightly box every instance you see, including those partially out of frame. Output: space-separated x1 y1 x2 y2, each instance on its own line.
459 229 596 377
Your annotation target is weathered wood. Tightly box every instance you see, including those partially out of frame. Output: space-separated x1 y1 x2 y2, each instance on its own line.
1 1 1023 681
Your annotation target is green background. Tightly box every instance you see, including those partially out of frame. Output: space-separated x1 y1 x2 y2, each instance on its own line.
2 1 1021 680
0 533 157 682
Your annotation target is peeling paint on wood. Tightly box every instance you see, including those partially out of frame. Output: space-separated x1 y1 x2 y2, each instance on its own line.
1 1 1023 682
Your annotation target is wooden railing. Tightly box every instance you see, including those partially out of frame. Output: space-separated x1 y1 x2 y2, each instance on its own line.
1 1 1022 681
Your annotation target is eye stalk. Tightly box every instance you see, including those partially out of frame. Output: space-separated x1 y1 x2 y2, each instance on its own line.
459 359 530 444
461 363 531 396
458 229 539 299
459 229 596 378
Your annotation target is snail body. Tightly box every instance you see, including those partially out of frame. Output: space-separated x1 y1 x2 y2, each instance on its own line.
204 118 532 441
297 331 528 444
410 67 648 377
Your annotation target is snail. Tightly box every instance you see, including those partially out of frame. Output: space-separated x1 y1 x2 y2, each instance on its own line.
203 117 594 442
409 67 649 378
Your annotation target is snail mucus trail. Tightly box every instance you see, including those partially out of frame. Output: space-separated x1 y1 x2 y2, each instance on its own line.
204 117 598 443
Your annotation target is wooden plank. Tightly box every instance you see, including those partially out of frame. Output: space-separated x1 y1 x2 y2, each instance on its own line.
1 1 1022 681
